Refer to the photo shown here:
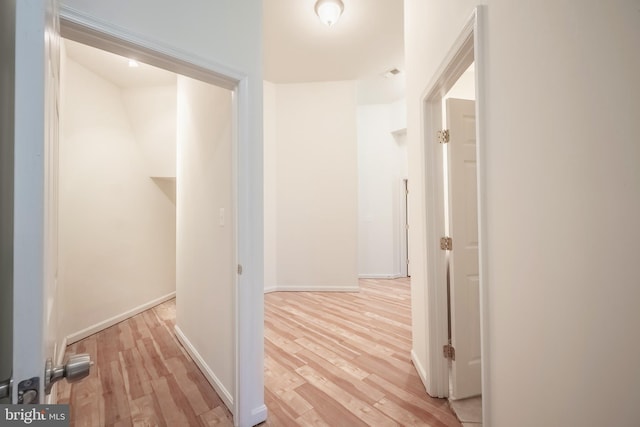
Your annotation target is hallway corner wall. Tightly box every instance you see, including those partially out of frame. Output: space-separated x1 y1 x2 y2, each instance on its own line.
405 1 640 425
357 101 408 278
267 80 359 291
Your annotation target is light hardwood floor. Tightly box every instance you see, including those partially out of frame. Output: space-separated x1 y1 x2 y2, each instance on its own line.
57 301 234 426
261 278 460 426
59 278 461 426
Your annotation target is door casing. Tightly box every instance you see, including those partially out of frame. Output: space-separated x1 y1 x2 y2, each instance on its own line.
418 5 489 423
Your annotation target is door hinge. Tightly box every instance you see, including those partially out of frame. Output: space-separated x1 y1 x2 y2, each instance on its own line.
237 264 243 275
443 344 456 360
440 236 452 250
437 129 450 144
0 378 11 400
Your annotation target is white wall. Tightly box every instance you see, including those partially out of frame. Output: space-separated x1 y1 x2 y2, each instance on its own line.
122 84 177 178
265 84 406 287
357 102 408 278
357 74 406 105
59 57 177 341
267 81 358 291
59 3 265 423
405 1 640 425
389 98 407 133
175 75 235 407
263 81 278 290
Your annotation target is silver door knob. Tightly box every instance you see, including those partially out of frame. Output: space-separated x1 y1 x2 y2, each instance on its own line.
44 353 93 394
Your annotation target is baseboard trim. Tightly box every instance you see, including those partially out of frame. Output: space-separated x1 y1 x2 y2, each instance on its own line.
66 291 176 344
411 348 430 393
358 274 406 279
56 336 68 366
174 325 234 412
264 285 359 293
46 336 69 404
243 404 268 427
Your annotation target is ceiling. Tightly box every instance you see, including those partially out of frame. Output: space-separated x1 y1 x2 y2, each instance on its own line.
263 0 405 83
64 39 176 88
64 0 405 92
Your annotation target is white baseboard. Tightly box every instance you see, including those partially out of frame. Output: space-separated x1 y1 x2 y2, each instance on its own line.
411 348 429 392
66 291 176 344
56 336 68 365
46 336 69 405
174 325 234 412
264 284 359 293
243 404 268 427
358 273 405 279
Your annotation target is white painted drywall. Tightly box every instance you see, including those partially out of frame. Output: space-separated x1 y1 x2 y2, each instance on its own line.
405 1 640 425
59 3 265 423
357 103 408 278
389 98 407 133
175 75 235 403
357 74 406 105
59 58 177 339
272 81 358 290
122 84 177 178
263 81 278 291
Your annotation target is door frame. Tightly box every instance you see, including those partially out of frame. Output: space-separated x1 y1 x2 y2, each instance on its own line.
401 178 409 277
420 5 489 419
58 7 265 427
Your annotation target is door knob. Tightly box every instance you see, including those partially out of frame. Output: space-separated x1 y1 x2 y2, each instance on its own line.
44 353 93 394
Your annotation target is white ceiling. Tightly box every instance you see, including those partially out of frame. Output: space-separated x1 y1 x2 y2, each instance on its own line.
64 39 176 88
64 0 405 94
264 0 405 83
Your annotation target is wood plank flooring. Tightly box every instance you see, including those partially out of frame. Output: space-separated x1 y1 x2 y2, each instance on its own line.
59 278 461 426
261 278 460 426
57 301 234 426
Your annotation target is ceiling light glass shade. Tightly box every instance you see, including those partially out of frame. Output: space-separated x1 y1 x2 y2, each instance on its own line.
315 0 344 27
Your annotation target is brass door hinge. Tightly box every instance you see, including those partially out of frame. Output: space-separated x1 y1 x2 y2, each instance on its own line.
440 237 452 250
443 344 456 360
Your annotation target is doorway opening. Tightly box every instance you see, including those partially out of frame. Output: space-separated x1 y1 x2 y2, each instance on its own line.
49 9 266 425
57 34 236 411
420 6 488 424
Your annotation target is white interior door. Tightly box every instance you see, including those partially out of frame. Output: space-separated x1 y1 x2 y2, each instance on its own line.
11 0 61 403
446 98 481 400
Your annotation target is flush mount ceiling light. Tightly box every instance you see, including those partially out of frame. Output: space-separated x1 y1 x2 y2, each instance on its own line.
128 59 139 68
315 0 344 27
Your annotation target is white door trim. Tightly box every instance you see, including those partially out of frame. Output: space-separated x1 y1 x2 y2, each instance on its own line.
400 178 409 278
58 7 265 427
419 5 489 424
